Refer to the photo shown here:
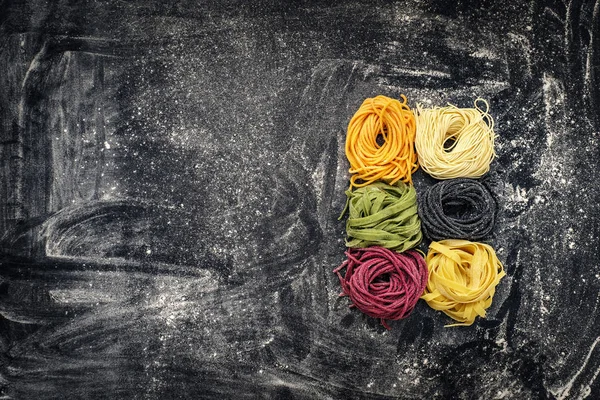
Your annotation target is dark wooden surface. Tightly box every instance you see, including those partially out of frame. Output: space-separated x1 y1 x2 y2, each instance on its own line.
1 1 599 398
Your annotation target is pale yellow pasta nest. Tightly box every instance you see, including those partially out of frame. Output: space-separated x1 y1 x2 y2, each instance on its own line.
415 99 496 179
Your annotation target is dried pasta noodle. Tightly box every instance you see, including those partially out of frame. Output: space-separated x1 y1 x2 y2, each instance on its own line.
418 178 497 241
421 239 505 327
334 247 428 329
415 99 496 179
344 181 422 253
345 95 418 189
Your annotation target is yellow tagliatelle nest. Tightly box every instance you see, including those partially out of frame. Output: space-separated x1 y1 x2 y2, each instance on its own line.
421 239 505 327
345 95 418 189
415 99 496 179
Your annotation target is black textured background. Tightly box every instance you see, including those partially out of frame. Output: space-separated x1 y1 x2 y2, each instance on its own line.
1 1 599 399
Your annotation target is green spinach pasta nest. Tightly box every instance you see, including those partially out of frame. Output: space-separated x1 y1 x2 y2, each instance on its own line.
344 181 422 252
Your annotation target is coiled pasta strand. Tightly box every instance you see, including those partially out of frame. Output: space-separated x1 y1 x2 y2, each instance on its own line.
345 181 422 253
345 95 418 189
421 239 505 327
415 99 496 180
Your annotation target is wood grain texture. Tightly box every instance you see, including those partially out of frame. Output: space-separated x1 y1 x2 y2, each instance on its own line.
1 0 599 398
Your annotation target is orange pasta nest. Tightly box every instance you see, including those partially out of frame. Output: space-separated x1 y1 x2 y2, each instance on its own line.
345 95 418 189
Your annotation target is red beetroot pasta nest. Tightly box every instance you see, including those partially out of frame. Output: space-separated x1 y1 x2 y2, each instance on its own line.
334 247 428 329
